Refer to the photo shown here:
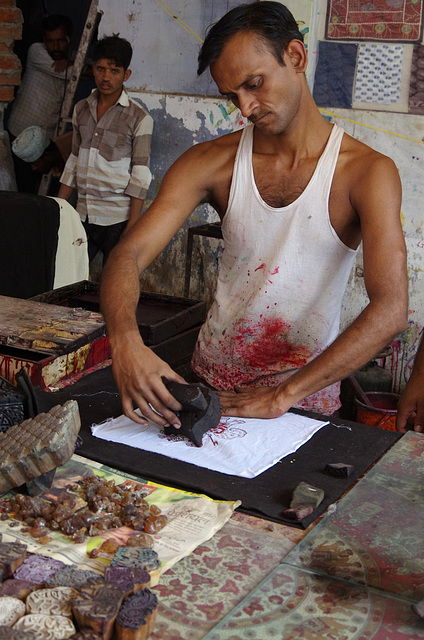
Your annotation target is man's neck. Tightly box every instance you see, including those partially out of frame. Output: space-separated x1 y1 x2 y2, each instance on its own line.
254 100 332 163
96 89 123 120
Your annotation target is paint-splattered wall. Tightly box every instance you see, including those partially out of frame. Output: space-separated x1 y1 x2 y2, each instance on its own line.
129 92 245 306
97 0 424 392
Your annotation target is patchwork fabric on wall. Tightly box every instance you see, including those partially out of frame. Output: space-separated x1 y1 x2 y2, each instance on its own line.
313 41 358 108
326 0 424 42
354 44 404 104
314 40 412 112
409 44 424 113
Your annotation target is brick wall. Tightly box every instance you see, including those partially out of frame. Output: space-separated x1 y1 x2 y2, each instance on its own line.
0 0 22 109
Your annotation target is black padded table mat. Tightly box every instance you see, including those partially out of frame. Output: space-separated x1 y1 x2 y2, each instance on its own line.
38 366 402 529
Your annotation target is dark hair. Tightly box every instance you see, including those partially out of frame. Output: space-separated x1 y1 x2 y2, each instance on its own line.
93 35 133 70
42 14 73 37
198 1 303 75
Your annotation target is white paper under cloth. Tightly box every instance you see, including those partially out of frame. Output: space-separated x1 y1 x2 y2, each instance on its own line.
91 411 328 479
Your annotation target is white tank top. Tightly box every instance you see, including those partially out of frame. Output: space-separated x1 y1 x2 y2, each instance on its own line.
192 123 358 415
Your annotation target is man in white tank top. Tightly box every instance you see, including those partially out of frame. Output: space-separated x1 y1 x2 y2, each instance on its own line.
101 3 407 429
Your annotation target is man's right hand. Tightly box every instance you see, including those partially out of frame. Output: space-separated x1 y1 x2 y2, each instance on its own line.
110 334 186 428
52 58 69 73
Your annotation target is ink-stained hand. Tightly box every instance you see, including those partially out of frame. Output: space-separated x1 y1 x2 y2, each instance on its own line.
111 340 186 429
396 373 424 432
218 386 291 419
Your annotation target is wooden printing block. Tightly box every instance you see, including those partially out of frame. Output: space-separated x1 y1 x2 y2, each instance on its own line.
26 586 79 617
13 613 76 639
115 589 158 640
162 379 221 447
0 578 42 601
324 462 355 478
110 548 161 586
14 554 65 584
44 565 100 590
0 400 80 493
290 481 325 509
0 596 26 626
104 566 151 598
0 627 37 639
0 540 27 578
68 630 103 640
71 579 123 640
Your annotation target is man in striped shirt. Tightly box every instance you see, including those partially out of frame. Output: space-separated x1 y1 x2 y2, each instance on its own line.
58 35 153 265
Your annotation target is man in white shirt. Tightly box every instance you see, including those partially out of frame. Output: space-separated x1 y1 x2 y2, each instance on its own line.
7 14 74 192
8 14 74 140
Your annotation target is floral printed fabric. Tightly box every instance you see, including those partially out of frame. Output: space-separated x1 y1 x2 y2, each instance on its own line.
354 43 404 103
326 0 424 42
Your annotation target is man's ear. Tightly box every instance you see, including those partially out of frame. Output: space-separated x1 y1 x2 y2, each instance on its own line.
284 39 308 73
124 68 132 82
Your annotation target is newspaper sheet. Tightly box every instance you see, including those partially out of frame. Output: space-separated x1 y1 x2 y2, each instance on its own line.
0 454 240 584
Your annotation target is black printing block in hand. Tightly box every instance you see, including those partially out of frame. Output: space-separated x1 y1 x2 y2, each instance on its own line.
162 378 222 447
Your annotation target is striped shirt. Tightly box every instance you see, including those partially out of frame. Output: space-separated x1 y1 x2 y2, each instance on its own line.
60 89 153 225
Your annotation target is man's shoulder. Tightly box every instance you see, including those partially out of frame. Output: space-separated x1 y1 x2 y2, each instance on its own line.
192 127 244 157
28 41 45 53
127 96 153 122
340 130 396 177
27 41 48 62
73 94 93 116
341 130 392 163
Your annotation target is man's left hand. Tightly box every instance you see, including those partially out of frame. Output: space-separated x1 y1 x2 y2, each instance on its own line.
218 386 290 419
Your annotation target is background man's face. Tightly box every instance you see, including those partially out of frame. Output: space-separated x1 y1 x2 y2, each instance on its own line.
44 26 70 60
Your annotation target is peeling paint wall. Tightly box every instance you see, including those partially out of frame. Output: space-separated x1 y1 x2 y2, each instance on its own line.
128 92 243 307
97 0 424 392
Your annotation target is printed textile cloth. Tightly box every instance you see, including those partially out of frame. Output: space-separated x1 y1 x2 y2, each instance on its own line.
409 44 424 113
326 0 424 42
354 43 404 104
91 411 328 479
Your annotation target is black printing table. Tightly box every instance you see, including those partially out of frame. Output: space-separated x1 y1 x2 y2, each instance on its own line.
39 366 401 529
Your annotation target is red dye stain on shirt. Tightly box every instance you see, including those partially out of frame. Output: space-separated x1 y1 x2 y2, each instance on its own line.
233 316 310 371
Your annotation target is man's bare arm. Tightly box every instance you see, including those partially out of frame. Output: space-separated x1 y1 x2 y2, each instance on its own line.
57 183 75 201
396 336 424 432
100 143 216 426
220 155 408 417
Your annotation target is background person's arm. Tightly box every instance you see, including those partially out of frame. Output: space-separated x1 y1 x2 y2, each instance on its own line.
396 336 424 432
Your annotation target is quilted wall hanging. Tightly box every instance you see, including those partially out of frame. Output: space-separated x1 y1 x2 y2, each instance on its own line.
326 0 423 42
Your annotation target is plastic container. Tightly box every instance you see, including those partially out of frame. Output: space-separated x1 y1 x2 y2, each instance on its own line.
355 391 400 431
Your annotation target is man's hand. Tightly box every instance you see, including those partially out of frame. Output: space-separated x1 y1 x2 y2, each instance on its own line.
52 58 70 73
111 336 186 428
218 385 292 419
396 373 424 432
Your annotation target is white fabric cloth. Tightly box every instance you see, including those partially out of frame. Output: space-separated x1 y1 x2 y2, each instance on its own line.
12 126 50 162
91 411 328 479
192 123 358 415
48 197 89 288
